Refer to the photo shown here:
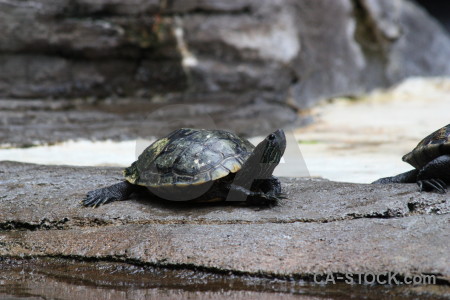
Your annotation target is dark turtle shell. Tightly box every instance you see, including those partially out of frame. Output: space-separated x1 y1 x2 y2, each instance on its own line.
402 124 450 169
124 128 255 187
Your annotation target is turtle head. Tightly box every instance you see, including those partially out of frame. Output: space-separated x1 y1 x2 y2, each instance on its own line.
243 129 286 179
258 129 286 164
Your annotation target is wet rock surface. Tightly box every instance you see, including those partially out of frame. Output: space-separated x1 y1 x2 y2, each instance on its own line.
0 161 449 298
1 0 450 134
1 258 449 300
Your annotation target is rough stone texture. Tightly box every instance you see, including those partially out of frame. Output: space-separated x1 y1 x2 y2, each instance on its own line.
415 0 450 33
0 99 301 146
0 0 450 133
1 161 448 290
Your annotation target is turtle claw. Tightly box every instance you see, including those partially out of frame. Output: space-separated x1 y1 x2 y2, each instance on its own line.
82 190 114 207
417 178 447 194
82 181 135 208
245 192 280 206
275 192 288 200
259 191 286 205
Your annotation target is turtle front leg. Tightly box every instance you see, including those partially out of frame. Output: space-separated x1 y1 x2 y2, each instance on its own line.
83 181 139 207
226 181 283 205
417 154 450 193
256 176 282 195
372 169 418 184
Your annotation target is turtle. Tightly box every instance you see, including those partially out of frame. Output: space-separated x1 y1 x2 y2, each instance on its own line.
83 128 286 207
372 124 450 193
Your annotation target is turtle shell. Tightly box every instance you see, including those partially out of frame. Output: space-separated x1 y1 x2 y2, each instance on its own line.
124 128 255 187
402 124 450 169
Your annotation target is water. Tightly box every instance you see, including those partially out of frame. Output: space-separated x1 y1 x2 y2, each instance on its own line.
0 258 445 300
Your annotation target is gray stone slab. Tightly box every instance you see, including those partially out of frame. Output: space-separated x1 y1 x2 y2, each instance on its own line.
1 216 449 279
1 161 448 226
0 161 448 284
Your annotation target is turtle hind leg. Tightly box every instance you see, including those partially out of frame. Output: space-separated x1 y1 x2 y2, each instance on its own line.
83 181 138 207
372 169 418 184
417 154 450 193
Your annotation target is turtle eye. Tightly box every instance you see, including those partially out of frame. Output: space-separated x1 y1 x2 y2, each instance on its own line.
268 133 276 141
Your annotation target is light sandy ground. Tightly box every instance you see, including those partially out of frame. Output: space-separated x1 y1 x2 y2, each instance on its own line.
295 77 450 183
1 77 449 183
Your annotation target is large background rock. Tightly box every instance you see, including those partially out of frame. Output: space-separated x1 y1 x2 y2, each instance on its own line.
0 0 449 134
415 0 450 33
